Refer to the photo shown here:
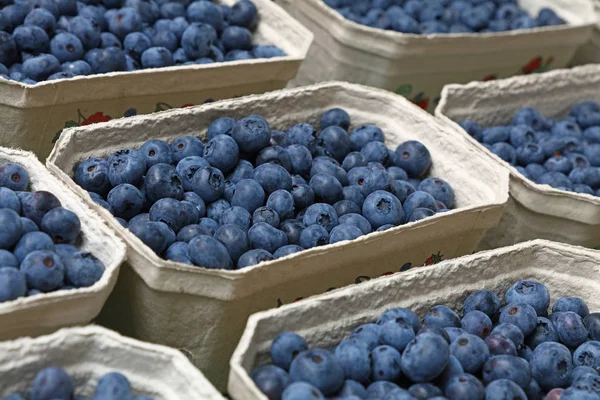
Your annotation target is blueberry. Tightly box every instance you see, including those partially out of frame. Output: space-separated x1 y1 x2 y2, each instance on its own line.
303 203 338 233
299 224 329 249
230 115 272 154
214 224 249 262
187 0 224 32
485 334 517 356
40 207 80 244
461 311 492 338
175 156 208 192
499 303 538 336
288 123 318 155
408 383 442 399
444 373 484 400
273 245 303 259
311 157 348 186
573 341 600 371
231 178 265 213
526 317 559 349
0 268 26 302
307 174 342 205
0 31 18 67
129 221 173 255
334 340 371 384
463 289 501 319
531 341 573 391
505 280 550 316
337 380 368 399
362 190 403 229
228 160 254 184
349 125 384 152
482 355 531 389
333 200 361 217
270 332 309 372
289 348 344 395
229 0 258 30
329 223 363 244
106 184 144 220
342 153 367 173
94 372 132 400
539 171 573 190
217 206 250 231
140 46 173 68
89 192 114 214
291 184 315 211
0 208 22 250
368 345 402 382
143 163 184 205
74 157 112 196
191 166 224 203
138 139 172 168
206 118 235 141
554 311 588 348
251 365 289 400
188 235 233 269
63 251 105 287
0 163 29 191
252 163 292 195
338 213 371 235
13 25 50 55
20 250 64 292
151 29 178 53
108 149 146 187
182 192 207 218
31 367 74 400
68 16 101 50
450 333 490 374
248 222 287 253
379 318 415 353
315 126 350 163
22 53 61 81
573 366 600 381
237 248 273 268
516 144 545 166
203 134 239 173
401 332 450 382
123 32 151 61
553 297 590 319
107 7 142 40
253 45 285 59
281 382 324 400
367 381 401 399
256 146 293 173
525 163 547 182
253 206 280 228
484 379 527 400
177 224 210 243
321 108 350 131
165 241 192 265
280 219 304 246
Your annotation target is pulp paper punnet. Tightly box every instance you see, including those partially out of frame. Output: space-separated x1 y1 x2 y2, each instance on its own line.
0 147 126 340
0 0 312 160
436 64 600 249
47 81 508 389
274 0 594 112
0 325 224 400
229 239 600 400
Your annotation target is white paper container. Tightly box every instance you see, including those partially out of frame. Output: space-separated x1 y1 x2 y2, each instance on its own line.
229 239 600 400
435 64 600 250
47 81 508 390
0 325 224 400
0 147 126 341
572 1 600 65
0 0 312 161
273 0 594 113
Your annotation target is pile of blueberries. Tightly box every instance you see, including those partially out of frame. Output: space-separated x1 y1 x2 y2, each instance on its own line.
0 162 105 303
0 0 285 84
73 108 456 270
460 102 600 197
251 280 600 400
323 0 565 34
3 367 152 400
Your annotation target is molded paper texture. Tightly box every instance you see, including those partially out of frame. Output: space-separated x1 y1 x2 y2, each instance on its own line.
47 81 508 389
0 0 313 160
436 64 600 250
0 147 126 341
273 0 594 112
0 325 224 400
228 239 600 400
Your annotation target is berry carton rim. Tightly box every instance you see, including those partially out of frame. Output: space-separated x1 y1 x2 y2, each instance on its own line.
227 238 600 400
435 63 600 225
47 80 509 300
277 0 595 59
0 147 126 340
0 325 224 400
0 0 314 108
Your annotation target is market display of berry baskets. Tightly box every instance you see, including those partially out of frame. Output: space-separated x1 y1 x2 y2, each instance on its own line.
0 0 312 160
3 0 600 398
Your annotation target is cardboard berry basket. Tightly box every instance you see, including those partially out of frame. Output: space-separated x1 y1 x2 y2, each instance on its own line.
272 0 595 113
228 239 600 400
572 1 600 65
0 325 224 400
0 147 126 341
0 0 312 161
46 81 508 390
435 64 600 250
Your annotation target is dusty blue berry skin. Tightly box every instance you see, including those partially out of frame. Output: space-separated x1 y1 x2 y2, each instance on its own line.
401 332 449 383
289 348 344 396
362 190 403 229
425 305 460 329
482 355 531 389
554 311 589 348
334 339 371 384
188 235 233 270
499 303 538 336
251 365 290 400
461 310 492 338
531 341 573 392
505 280 550 316
463 289 501 319
63 251 105 287
20 250 65 292
582 314 600 340
31 367 74 400
271 332 308 371
370 345 402 382
0 268 27 302
450 333 490 375
553 296 590 319
237 249 273 269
